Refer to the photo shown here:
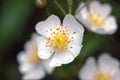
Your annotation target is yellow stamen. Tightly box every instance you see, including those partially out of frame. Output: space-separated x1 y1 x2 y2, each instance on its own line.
88 13 105 26
53 33 68 51
94 72 111 80
46 24 75 52
28 43 40 64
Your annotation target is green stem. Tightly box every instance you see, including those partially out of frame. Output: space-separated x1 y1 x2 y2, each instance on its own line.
67 0 73 14
53 0 67 16
75 0 91 16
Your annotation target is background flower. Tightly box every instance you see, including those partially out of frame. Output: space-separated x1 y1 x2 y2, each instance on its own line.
79 53 120 80
75 1 117 34
17 33 54 80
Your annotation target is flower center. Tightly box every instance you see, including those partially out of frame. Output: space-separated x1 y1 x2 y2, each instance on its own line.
46 24 75 53
28 44 40 64
88 13 105 26
53 33 68 51
94 72 111 80
29 53 40 64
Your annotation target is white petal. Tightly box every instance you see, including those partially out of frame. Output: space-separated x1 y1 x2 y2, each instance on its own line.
68 32 83 57
89 1 101 14
35 15 61 37
114 70 120 80
76 15 92 34
102 16 117 34
75 3 91 31
89 1 101 9
49 51 74 67
61 51 74 64
22 66 45 80
90 2 111 16
42 59 54 74
36 37 53 59
100 4 112 16
17 52 27 63
79 57 97 80
76 2 88 20
63 14 84 36
17 52 35 73
98 53 119 75
19 63 34 74
49 53 63 67
76 8 90 26
63 14 84 57
69 44 83 58
90 27 104 34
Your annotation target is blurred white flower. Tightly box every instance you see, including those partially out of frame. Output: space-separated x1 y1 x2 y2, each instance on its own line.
35 14 84 67
17 33 54 80
79 53 120 80
75 1 117 34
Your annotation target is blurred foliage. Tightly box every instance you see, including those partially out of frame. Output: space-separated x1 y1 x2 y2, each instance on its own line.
0 0 35 57
0 0 120 80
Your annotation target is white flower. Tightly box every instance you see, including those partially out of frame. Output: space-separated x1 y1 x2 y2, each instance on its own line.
75 1 117 34
79 53 120 80
17 33 54 80
35 14 84 67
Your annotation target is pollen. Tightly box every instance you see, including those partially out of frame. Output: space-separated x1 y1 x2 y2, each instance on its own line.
88 13 106 26
45 24 75 52
94 71 111 80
